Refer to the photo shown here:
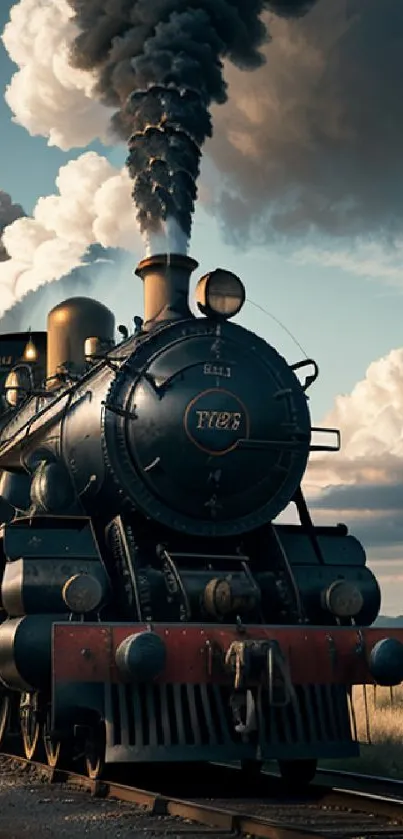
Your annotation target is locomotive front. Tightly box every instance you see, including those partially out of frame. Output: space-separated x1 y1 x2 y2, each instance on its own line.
1 251 403 785
101 254 314 536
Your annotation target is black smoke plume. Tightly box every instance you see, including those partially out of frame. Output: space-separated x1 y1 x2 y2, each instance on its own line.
0 191 26 262
66 1 317 242
208 0 403 244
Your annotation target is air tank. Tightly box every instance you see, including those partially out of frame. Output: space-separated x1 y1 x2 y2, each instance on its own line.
46 297 115 388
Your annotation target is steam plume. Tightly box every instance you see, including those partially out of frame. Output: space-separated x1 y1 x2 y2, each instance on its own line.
0 191 26 262
0 245 122 332
64 0 317 248
0 152 140 318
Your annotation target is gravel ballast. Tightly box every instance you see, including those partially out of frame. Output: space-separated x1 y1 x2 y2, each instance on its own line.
0 757 216 839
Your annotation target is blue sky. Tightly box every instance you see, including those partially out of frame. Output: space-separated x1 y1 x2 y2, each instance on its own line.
1 0 403 615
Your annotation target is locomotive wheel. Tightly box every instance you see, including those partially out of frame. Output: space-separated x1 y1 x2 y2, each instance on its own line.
42 710 67 769
20 693 41 761
0 691 10 747
278 758 317 790
85 722 106 780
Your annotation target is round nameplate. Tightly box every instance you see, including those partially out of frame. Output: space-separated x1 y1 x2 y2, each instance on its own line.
184 388 250 455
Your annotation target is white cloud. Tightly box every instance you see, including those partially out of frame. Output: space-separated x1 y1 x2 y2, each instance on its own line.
293 241 403 287
304 347 403 550
2 0 112 150
0 151 141 316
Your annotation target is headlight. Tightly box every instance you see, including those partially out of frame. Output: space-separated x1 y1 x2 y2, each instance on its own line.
195 268 246 319
4 365 33 408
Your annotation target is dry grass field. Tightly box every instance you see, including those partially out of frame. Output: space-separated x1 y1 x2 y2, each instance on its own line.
320 684 403 778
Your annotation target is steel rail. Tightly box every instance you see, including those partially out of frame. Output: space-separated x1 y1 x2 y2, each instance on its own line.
262 766 403 806
315 765 403 791
3 752 403 839
221 761 403 803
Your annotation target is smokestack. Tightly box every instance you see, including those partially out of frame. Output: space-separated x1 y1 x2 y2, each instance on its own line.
135 253 198 328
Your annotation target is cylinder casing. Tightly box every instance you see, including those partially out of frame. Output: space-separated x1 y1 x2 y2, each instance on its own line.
0 614 63 691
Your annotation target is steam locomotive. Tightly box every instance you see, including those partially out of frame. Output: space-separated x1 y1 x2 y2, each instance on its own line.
0 252 402 782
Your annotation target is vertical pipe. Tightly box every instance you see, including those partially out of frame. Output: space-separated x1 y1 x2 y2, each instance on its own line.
135 253 198 328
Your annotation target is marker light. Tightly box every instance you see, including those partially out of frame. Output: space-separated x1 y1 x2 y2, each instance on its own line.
23 338 37 362
195 269 246 319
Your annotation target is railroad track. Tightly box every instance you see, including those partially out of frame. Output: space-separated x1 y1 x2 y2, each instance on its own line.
2 752 403 839
265 764 403 801
315 767 403 798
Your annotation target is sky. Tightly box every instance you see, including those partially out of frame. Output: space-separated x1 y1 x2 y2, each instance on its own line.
1 0 403 615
